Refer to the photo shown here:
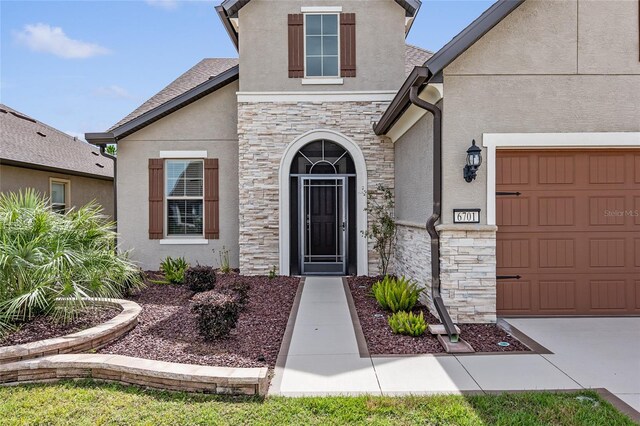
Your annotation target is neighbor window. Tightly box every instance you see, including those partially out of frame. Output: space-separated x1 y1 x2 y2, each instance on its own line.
305 14 339 77
165 159 204 236
50 179 69 214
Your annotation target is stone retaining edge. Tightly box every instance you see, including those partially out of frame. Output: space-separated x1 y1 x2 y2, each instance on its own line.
0 354 269 396
0 298 141 364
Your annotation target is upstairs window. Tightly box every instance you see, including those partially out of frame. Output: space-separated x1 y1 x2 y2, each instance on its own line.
305 14 339 77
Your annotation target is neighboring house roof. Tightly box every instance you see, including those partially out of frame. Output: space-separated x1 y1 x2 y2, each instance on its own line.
0 104 113 180
405 44 433 76
374 0 525 135
89 45 429 144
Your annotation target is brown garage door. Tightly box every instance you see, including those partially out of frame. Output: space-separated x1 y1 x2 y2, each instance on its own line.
496 149 640 316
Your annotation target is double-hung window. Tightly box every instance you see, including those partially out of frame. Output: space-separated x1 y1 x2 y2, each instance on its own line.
305 14 339 77
165 159 204 237
50 179 69 214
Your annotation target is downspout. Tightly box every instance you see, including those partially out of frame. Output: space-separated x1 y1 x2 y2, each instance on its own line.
409 84 459 343
98 145 118 246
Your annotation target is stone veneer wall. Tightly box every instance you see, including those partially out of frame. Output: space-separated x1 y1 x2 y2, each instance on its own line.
437 224 498 323
393 222 434 313
237 101 394 275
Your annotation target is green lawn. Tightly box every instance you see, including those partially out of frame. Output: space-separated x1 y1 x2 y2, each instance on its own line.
0 380 635 426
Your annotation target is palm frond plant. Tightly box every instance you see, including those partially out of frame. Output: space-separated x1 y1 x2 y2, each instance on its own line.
0 190 143 335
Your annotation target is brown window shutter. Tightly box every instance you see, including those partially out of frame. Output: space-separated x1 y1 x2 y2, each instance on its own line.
340 13 356 77
288 14 304 78
148 159 164 240
204 158 220 240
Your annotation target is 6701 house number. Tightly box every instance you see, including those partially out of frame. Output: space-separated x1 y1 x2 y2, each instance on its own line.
453 209 481 224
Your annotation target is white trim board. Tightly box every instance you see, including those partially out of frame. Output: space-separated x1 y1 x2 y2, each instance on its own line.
278 129 368 276
301 78 344 86
301 6 342 13
159 239 209 245
483 132 640 225
385 84 444 143
237 91 397 103
159 151 207 158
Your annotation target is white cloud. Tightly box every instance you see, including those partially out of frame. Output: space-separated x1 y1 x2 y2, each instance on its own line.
13 23 110 59
93 85 136 100
145 0 179 10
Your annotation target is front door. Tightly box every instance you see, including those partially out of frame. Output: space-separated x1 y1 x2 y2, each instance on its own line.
300 176 347 275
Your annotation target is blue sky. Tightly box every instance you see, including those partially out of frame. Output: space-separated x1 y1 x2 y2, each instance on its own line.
0 0 493 139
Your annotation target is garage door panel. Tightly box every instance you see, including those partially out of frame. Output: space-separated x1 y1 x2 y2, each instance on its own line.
497 280 532 312
589 280 627 310
589 154 626 184
589 196 626 225
497 149 639 316
497 155 530 185
538 155 575 185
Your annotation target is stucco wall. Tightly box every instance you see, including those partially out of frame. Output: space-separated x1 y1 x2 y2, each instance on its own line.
441 0 640 224
0 164 114 218
238 0 407 92
116 81 239 270
394 113 433 223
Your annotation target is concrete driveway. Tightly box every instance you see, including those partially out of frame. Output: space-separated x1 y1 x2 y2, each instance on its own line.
505 317 640 413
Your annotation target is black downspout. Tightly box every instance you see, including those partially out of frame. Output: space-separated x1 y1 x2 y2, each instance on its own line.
409 84 459 343
99 146 118 246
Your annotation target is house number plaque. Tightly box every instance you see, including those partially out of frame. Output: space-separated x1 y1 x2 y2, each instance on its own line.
453 209 480 224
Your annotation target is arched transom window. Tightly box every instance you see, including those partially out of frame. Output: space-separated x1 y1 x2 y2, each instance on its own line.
290 140 356 175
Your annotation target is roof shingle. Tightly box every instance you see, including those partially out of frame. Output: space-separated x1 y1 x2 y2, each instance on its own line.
0 104 113 179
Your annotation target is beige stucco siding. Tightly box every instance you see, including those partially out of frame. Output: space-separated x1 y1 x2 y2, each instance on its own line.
0 164 114 217
238 0 407 92
394 113 433 224
117 81 239 270
440 0 640 224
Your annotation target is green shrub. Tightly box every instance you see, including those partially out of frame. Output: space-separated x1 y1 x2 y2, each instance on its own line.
371 275 422 312
388 311 427 337
191 291 240 340
0 190 143 335
185 266 216 292
159 257 188 284
268 265 277 279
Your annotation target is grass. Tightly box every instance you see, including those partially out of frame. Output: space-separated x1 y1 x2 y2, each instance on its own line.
0 380 635 425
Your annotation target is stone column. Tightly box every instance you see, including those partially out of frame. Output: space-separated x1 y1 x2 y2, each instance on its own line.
393 221 434 313
436 224 498 323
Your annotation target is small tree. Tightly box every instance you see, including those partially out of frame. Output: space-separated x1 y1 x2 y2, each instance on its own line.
362 184 396 276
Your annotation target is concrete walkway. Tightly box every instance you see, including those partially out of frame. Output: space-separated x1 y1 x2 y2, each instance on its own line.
271 276 640 416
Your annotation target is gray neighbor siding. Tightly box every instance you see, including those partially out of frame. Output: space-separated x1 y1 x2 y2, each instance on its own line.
116 81 239 270
0 165 114 218
440 0 640 224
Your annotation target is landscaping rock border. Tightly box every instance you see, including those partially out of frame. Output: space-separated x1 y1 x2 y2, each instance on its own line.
0 299 141 364
0 354 269 396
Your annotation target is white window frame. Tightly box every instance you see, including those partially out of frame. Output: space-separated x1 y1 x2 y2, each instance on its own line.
49 178 70 214
303 12 342 80
164 159 205 239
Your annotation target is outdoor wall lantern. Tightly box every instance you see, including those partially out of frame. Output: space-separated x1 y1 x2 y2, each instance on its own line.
463 139 482 183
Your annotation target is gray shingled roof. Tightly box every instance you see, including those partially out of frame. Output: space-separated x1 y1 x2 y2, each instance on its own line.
109 58 239 131
108 45 431 132
405 44 433 76
0 104 113 179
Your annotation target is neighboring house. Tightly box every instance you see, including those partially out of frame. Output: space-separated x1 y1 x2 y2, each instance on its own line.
0 104 114 217
86 0 639 325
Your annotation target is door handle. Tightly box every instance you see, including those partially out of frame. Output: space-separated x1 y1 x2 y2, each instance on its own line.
342 221 346 231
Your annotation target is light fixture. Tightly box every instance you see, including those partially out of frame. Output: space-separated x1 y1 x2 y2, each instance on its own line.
463 139 482 183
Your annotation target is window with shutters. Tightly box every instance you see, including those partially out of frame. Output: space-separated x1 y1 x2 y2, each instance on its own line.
165 159 204 237
305 14 339 77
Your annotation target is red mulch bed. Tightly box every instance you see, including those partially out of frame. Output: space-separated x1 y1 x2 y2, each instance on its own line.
0 306 122 347
347 276 530 354
98 272 299 368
